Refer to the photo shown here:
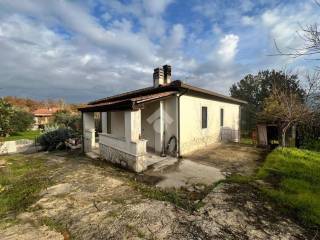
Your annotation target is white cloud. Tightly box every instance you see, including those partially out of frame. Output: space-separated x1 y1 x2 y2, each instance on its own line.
0 14 155 101
169 24 185 48
217 34 240 63
101 12 112 22
261 10 279 26
241 16 255 26
261 2 318 51
142 0 173 15
0 0 319 101
240 0 254 12
141 16 166 38
81 54 93 65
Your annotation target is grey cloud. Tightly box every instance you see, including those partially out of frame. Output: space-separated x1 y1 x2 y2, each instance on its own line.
0 0 318 103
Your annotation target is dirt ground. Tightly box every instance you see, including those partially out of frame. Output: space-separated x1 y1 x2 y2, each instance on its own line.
185 142 267 175
140 143 264 189
0 150 313 240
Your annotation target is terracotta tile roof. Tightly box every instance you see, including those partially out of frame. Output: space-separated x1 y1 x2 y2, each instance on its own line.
33 107 60 116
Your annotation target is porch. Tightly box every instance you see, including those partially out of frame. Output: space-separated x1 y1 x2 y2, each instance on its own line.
80 94 177 172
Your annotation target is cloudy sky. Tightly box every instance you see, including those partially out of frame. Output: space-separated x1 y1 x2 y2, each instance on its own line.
0 0 319 102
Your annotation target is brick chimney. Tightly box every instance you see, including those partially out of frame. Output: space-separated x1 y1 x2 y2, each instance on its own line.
153 67 164 87
163 64 171 84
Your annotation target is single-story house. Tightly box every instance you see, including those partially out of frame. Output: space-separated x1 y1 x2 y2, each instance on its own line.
33 107 59 129
79 65 246 172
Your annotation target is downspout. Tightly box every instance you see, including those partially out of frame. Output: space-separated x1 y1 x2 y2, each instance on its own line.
161 100 166 157
177 88 188 158
81 111 84 153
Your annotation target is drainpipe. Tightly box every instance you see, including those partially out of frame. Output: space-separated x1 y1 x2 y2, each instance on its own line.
81 111 84 153
160 100 166 157
177 88 188 158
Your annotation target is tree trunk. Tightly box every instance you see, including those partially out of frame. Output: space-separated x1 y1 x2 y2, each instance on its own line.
281 123 291 147
282 129 286 147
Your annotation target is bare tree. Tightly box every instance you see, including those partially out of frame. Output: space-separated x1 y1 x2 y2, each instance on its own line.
273 1 320 69
304 71 320 111
259 86 312 147
274 24 320 62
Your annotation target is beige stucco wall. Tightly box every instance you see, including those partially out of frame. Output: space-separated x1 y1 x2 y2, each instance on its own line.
141 101 159 150
110 111 125 138
163 96 178 149
141 96 177 153
179 94 240 155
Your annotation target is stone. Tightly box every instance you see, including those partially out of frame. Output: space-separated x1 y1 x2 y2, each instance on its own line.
41 183 72 197
0 159 6 166
99 143 147 172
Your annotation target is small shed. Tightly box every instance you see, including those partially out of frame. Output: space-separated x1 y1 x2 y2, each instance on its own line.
256 123 279 148
256 122 296 148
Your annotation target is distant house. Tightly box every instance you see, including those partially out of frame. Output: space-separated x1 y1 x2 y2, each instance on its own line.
33 107 59 129
79 65 246 172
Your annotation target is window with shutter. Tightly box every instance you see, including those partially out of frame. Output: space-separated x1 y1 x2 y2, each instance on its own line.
220 108 224 127
202 107 207 129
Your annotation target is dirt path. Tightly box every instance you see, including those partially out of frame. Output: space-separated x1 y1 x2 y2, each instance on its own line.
186 143 267 175
0 152 310 240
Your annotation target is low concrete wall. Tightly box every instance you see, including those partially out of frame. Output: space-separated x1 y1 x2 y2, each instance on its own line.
99 133 147 156
100 143 146 172
0 139 41 155
99 133 148 172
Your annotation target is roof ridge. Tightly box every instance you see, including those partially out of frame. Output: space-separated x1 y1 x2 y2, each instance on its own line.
86 79 246 106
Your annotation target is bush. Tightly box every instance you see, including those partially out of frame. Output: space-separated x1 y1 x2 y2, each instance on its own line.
0 99 34 136
38 128 77 151
53 110 81 132
10 110 34 133
301 138 320 152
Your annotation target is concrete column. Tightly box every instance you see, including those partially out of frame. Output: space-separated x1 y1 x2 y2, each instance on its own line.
154 101 164 153
83 112 95 152
125 110 141 142
83 112 95 130
101 112 108 133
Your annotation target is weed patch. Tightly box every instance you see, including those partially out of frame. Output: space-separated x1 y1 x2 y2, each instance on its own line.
129 179 221 212
257 147 320 227
0 154 56 224
39 217 71 239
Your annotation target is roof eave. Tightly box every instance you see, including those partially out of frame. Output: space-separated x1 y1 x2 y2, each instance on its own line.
179 83 247 105
85 80 247 107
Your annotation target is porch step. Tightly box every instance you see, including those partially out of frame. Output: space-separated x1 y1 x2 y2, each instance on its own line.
86 151 100 160
147 156 178 171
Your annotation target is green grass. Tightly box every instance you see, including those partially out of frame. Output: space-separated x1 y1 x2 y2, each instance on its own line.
2 130 41 141
257 147 320 227
0 154 54 224
240 137 253 145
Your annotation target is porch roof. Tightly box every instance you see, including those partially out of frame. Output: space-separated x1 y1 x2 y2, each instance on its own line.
78 91 178 112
